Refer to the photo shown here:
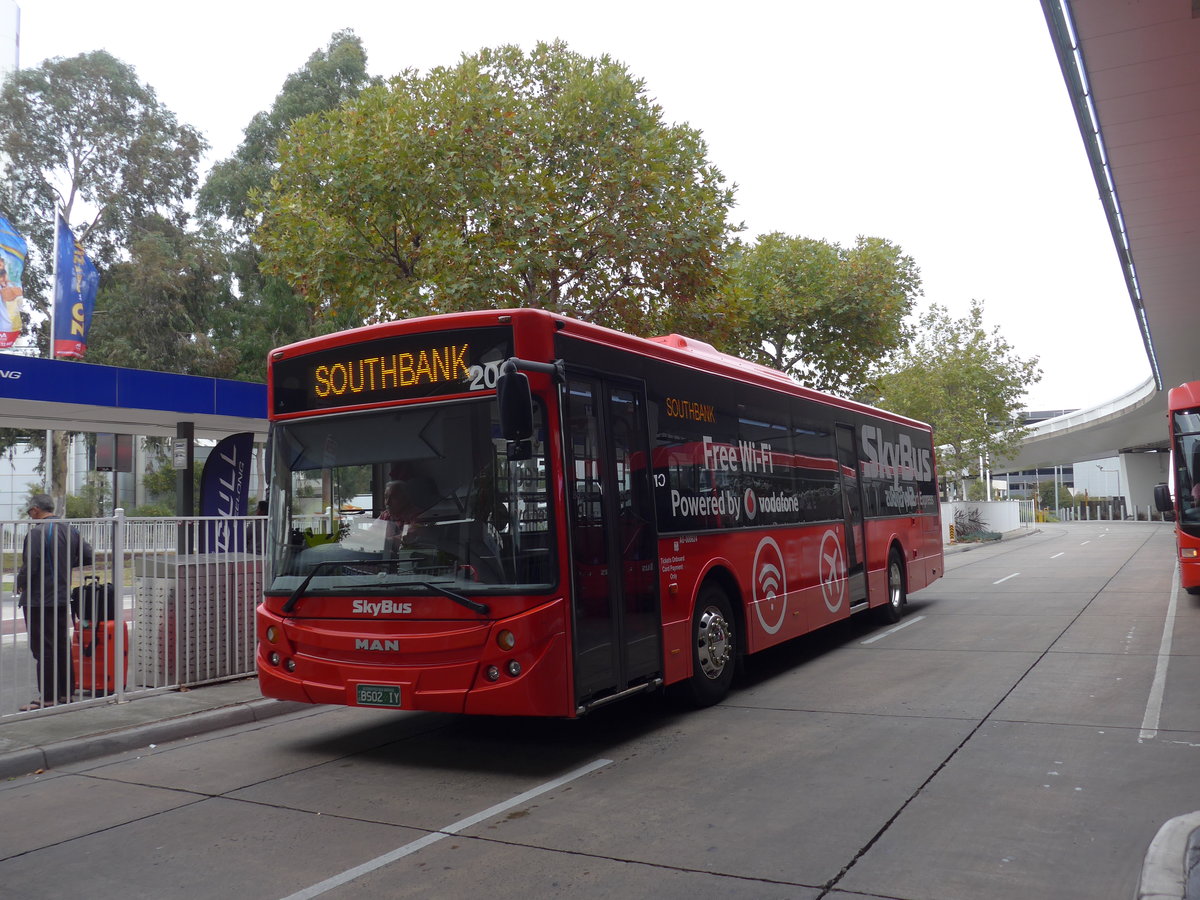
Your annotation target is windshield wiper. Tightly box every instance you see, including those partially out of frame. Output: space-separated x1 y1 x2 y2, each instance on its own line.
412 581 489 615
281 560 490 616
283 560 347 614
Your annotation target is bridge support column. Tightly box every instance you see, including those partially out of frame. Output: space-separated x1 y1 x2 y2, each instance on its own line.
1119 450 1170 519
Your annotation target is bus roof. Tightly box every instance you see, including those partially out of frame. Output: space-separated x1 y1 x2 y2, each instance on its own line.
271 308 933 432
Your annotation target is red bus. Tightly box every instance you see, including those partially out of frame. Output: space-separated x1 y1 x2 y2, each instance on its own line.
1155 381 1200 594
258 309 944 716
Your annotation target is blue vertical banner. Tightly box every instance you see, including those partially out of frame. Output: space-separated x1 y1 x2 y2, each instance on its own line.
0 215 28 349
53 216 100 359
199 432 254 553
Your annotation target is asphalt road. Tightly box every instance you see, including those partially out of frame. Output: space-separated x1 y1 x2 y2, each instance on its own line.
1 521 1195 900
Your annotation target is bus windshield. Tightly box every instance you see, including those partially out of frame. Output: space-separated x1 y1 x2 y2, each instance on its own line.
1174 408 1200 526
266 397 554 596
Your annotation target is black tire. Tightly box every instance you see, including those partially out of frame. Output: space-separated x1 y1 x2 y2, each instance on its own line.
1186 585 1200 596
875 551 907 625
683 582 737 707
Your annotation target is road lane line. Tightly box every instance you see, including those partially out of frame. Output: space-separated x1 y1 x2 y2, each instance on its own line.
861 615 926 645
1051 552 1065 559
1140 564 1180 742
280 758 613 900
1081 541 1090 545
993 573 1020 584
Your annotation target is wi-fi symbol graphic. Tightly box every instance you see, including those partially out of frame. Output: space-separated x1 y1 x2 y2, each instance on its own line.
758 563 781 599
753 536 787 635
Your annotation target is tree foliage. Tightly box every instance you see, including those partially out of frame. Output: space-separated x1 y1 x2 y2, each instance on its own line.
871 299 1042 487
86 216 238 377
718 233 921 397
1038 478 1074 511
199 30 375 236
0 51 204 495
256 40 737 335
199 30 376 381
0 50 204 298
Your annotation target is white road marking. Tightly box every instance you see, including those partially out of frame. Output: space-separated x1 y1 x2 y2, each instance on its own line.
993 573 1020 584
861 615 926 644
1081 541 1090 546
280 758 613 900
1051 552 1065 559
1140 564 1180 742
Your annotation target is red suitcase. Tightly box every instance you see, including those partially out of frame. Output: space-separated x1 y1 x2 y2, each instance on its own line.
72 621 129 694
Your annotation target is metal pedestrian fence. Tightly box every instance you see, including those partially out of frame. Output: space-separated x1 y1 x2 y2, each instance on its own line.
1 511 266 719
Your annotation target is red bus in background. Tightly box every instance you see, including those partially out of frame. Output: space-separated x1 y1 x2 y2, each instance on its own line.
258 309 943 717
1155 381 1200 594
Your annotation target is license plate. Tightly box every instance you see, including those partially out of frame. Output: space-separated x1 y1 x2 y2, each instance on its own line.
356 684 402 707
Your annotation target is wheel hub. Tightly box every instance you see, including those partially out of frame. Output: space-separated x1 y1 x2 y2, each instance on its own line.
697 607 731 680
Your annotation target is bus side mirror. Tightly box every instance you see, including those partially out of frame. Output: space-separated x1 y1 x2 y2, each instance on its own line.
497 365 534 443
1154 483 1173 513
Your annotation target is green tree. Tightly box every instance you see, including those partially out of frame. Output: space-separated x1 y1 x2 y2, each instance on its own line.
0 51 204 502
719 233 921 397
198 30 377 381
200 30 375 236
256 40 737 335
0 50 204 306
871 299 1042 494
86 216 237 377
65 472 111 518
1037 478 1074 513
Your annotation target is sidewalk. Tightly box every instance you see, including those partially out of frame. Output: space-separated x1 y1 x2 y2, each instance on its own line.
0 678 306 780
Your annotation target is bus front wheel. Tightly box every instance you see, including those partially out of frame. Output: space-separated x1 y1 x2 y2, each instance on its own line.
684 583 736 707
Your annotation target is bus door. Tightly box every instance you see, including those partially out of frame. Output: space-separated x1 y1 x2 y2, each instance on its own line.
835 424 868 607
564 375 662 708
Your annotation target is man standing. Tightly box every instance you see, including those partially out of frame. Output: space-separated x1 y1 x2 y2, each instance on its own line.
16 494 94 710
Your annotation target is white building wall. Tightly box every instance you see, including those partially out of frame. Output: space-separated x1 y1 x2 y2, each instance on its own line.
0 440 39 519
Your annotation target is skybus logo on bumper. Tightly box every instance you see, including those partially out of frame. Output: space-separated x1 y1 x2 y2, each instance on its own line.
353 600 414 616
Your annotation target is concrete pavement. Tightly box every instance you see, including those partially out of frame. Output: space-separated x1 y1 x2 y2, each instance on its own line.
0 677 306 781
1 525 1194 897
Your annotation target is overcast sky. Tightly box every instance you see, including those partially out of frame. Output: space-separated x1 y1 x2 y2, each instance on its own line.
13 0 1153 410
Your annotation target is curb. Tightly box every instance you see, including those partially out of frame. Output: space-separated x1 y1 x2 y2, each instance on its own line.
0 699 308 781
944 527 1041 554
1139 813 1200 900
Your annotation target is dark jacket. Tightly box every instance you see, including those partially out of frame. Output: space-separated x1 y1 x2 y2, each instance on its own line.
18 517 94 608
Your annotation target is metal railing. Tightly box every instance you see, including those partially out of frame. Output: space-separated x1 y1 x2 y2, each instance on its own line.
1 511 266 719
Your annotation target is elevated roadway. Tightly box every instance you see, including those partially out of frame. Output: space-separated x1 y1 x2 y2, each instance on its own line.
1011 2 1200 487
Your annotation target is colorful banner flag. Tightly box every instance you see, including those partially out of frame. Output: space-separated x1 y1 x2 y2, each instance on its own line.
199 432 254 553
53 216 100 359
0 216 28 349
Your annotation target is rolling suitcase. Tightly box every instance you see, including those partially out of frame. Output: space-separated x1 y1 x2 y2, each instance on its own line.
70 577 125 695
72 620 128 694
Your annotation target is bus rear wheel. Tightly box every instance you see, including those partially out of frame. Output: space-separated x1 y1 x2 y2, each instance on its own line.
876 551 907 625
683 583 736 707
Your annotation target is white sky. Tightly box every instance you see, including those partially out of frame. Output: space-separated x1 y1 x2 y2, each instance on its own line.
14 0 1152 410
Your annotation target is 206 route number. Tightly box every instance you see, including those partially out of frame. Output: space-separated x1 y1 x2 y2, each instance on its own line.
356 684 402 707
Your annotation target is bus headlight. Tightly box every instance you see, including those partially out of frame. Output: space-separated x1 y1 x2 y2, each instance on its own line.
269 652 281 667
506 660 522 677
1183 548 1198 558
497 630 516 651
485 665 501 682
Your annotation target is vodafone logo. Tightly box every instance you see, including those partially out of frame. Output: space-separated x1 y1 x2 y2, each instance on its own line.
819 529 847 612
743 488 757 521
752 536 787 635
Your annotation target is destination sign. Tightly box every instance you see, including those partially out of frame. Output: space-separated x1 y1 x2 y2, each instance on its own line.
272 325 514 414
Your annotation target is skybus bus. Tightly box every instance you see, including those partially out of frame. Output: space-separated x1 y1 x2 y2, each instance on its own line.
1155 381 1200 594
258 308 944 717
